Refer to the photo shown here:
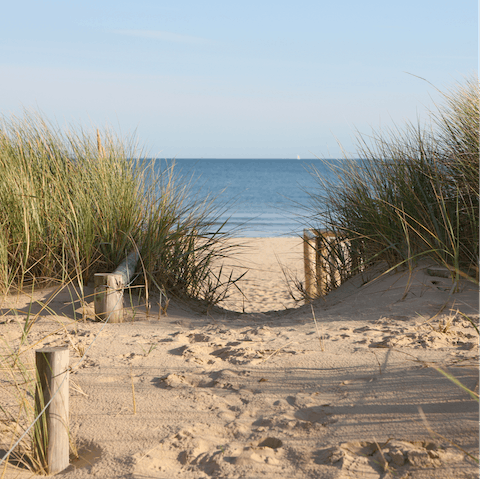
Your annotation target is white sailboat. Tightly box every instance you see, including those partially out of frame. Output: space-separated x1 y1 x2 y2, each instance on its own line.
297 155 301 160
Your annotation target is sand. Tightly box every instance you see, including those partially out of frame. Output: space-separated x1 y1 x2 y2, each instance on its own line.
215 237 305 312
0 237 478 478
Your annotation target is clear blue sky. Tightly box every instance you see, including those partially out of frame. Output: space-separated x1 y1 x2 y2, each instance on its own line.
1 1 477 158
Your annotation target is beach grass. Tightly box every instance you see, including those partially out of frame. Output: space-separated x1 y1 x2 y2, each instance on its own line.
0 78 478 477
304 75 479 292
0 110 242 305
0 110 247 475
299 78 480 457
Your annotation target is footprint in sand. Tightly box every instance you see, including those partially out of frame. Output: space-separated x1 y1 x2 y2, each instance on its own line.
242 325 275 341
133 424 254 477
155 369 247 392
180 340 296 365
294 405 337 427
272 398 291 409
154 373 196 389
167 326 299 365
233 440 284 467
315 440 466 478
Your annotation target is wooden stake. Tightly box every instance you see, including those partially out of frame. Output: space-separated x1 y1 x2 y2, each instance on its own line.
303 229 315 299
94 273 124 323
34 347 69 475
315 232 324 296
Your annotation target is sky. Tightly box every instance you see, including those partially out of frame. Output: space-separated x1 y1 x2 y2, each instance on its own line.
1 0 477 159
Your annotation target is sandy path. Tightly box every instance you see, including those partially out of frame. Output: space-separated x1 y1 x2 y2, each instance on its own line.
216 237 304 312
0 239 478 479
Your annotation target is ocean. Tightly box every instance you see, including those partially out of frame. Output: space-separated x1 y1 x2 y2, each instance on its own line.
167 159 340 237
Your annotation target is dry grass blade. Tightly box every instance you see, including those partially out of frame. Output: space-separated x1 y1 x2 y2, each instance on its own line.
311 304 325 352
261 340 295 363
130 368 137 415
417 407 479 464
433 366 479 402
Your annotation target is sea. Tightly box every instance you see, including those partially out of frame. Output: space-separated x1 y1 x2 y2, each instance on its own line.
160 159 341 238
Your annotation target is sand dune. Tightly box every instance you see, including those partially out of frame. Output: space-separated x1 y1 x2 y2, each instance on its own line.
0 238 478 478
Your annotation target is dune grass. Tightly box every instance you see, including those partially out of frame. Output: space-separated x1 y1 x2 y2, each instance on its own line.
0 110 242 305
304 75 479 293
0 111 245 474
299 77 479 464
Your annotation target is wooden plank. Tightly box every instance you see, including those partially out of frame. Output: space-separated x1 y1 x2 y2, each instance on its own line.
114 249 139 286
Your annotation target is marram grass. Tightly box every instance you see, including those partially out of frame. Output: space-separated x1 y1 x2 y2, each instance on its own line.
305 75 479 291
0 111 242 305
0 111 245 474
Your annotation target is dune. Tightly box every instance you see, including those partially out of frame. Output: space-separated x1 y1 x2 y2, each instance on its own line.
0 237 478 478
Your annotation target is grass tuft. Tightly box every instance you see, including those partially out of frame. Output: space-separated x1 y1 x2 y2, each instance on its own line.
304 75 478 291
0 110 243 305
0 111 244 474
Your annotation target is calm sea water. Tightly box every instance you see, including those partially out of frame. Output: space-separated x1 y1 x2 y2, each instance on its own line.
165 159 340 237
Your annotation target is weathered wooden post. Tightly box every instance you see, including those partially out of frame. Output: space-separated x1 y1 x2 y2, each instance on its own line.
94 249 139 323
34 347 69 475
303 229 316 299
304 229 339 298
314 230 334 296
94 273 124 322
315 231 325 296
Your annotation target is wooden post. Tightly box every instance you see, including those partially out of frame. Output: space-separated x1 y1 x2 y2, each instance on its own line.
303 229 316 299
94 250 140 322
34 347 69 475
315 232 325 296
305 229 338 298
94 273 124 322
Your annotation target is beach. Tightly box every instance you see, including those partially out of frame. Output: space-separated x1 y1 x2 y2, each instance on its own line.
216 237 305 313
1 236 478 479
